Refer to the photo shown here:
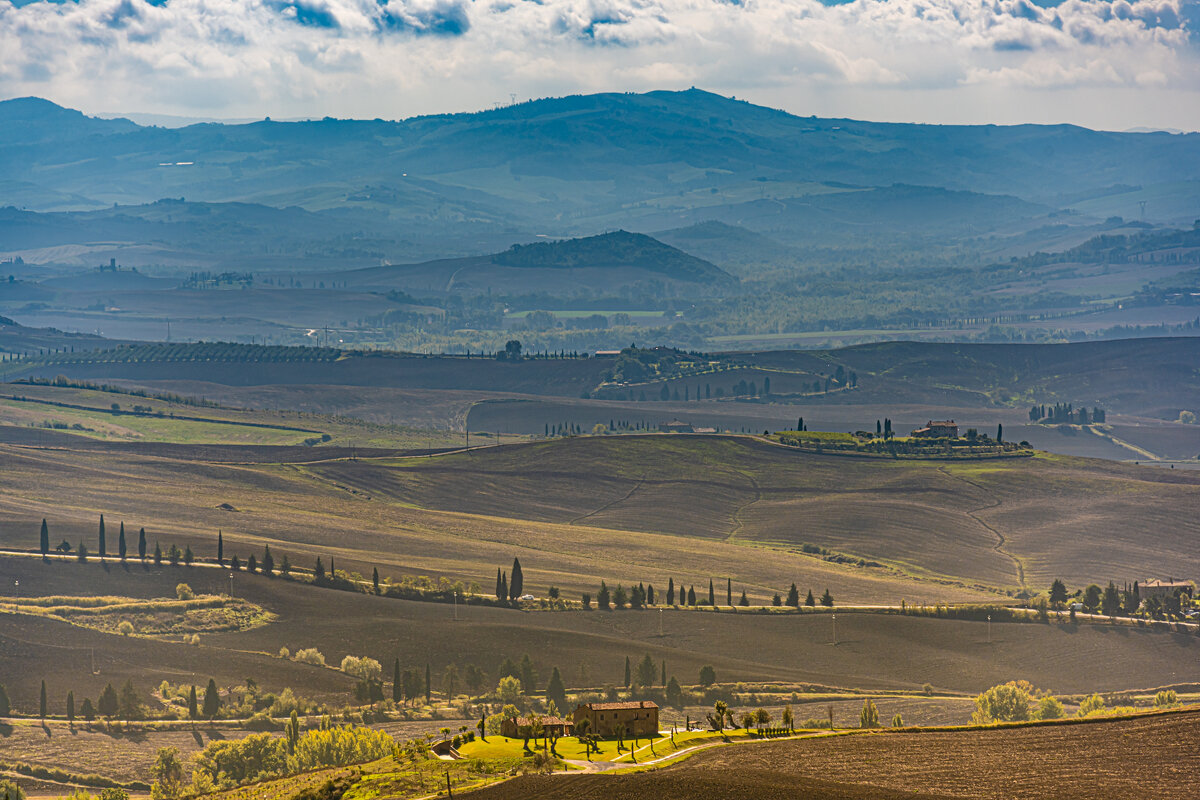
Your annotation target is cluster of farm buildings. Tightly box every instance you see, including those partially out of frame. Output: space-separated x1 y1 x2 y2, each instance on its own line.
501 700 659 739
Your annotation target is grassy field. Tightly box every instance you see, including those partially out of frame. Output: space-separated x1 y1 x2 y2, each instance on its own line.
0 382 464 448
459 709 1200 800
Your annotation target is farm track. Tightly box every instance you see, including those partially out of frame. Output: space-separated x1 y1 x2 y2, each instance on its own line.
568 473 647 525
725 470 762 542
937 467 1025 590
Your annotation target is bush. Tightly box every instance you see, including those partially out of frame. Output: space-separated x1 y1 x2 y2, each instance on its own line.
972 681 1032 723
1077 694 1106 717
292 648 326 667
1154 689 1178 708
175 584 194 601
118 620 135 636
339 656 382 682
0 779 26 800
1033 696 1064 720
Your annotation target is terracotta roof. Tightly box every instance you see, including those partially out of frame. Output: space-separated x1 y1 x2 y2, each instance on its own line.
514 716 569 726
581 701 659 711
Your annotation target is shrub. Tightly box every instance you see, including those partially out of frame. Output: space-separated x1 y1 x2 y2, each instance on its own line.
1154 690 1178 708
278 647 290 660
339 656 382 682
292 648 326 667
118 620 135 636
1077 694 1106 717
0 779 26 800
1034 696 1064 720
922 683 934 696
972 681 1032 723
175 584 194 601
890 713 903 728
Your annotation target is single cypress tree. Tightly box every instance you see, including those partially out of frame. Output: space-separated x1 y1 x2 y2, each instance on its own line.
230 555 241 572
495 568 503 600
40 680 47 718
392 658 402 703
81 697 94 720
187 685 198 719
97 683 118 718
500 571 508 602
425 663 431 704
647 584 655 605
624 656 631 688
786 583 800 607
39 519 49 558
997 423 1004 443
661 660 666 685
329 557 335 576
739 590 749 606
261 546 273 576
247 553 257 573
153 541 162 565
202 678 220 719
184 545 194 566
98 515 106 559
667 578 675 605
217 531 224 565
66 691 75 724
0 683 9 716
314 557 325 583
138 528 147 560
805 589 815 607
688 585 696 606
510 557 524 600
546 666 567 712
372 567 380 595
726 578 732 606
118 522 127 561
821 588 834 607
708 579 715 606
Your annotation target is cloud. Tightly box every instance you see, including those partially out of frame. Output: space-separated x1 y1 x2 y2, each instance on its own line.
0 0 1196 127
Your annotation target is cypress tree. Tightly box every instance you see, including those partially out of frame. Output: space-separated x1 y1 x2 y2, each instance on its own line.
118 523 127 561
392 658 401 703
624 656 631 688
661 660 666 685
373 567 380 595
688 585 696 606
708 579 715 606
138 528 147 560
40 680 47 718
786 583 800 607
66 691 75 724
546 667 566 712
202 678 220 719
647 584 655 605
0 683 9 716
667 578 675 605
217 531 224 565
500 571 508 602
425 663 431 704
261 546 273 576
247 553 257 574
495 568 503 600
98 515 106 559
726 578 732 606
39 519 49 558
805 589 815 607
510 558 524 600
154 541 162 565
187 686 198 719
80 697 94 721
314 557 325 583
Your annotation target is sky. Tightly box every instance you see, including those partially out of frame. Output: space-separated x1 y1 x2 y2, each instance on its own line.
1 0 1198 130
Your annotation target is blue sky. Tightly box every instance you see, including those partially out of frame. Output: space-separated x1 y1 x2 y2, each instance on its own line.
2 0 1198 129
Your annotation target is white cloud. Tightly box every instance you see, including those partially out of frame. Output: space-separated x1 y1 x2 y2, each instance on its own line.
0 0 1196 128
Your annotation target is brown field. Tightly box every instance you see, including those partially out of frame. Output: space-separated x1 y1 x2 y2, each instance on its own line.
461 710 1200 800
2 558 1199 721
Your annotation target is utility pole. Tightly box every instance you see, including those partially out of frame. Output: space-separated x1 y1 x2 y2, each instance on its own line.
831 613 837 645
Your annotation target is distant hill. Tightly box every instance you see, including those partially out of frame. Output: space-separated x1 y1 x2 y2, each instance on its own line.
2 89 1198 234
0 314 117 355
332 231 733 294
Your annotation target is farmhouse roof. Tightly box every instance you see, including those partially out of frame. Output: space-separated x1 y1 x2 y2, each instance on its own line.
928 420 956 426
515 716 570 726
581 701 659 711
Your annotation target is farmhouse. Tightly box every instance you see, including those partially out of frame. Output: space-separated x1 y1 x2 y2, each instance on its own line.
911 420 959 438
659 419 694 433
1140 579 1194 600
501 715 573 739
573 700 659 737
